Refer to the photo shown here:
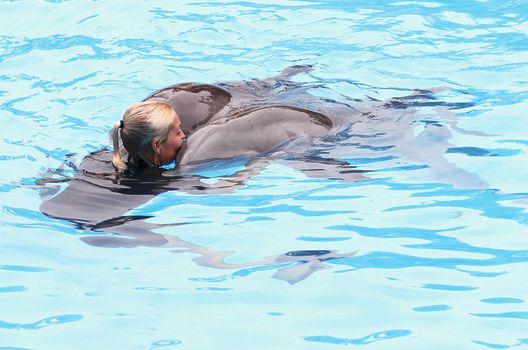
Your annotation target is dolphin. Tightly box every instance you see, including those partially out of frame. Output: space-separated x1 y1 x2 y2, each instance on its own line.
36 65 484 283
39 65 368 232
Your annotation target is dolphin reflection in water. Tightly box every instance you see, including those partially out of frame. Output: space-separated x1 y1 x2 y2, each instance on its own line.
38 65 483 284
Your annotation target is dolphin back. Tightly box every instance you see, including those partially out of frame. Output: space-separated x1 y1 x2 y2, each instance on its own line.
145 83 232 134
177 106 333 167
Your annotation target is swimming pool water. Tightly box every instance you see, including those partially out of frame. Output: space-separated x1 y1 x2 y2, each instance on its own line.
1 1 528 349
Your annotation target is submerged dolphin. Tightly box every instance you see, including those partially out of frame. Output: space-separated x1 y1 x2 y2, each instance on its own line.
37 65 483 283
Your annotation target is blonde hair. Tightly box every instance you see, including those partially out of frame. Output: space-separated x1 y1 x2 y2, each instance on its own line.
111 100 177 170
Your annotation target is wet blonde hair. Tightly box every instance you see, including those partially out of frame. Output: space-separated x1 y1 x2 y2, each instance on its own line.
111 100 177 170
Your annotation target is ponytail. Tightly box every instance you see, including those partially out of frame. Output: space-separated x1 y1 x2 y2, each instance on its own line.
111 121 127 170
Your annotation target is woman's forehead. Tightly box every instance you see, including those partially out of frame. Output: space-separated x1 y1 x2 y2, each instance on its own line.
172 115 181 128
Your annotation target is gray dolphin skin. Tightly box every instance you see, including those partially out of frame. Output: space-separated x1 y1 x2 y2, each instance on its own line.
176 106 332 167
37 65 481 283
144 66 337 169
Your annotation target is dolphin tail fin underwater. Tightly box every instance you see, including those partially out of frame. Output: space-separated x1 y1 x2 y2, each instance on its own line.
271 250 356 284
272 64 314 81
272 260 332 285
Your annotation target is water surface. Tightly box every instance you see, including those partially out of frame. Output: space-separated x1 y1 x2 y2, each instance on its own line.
1 1 527 349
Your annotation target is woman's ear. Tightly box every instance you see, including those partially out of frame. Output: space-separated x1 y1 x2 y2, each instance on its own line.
150 138 161 154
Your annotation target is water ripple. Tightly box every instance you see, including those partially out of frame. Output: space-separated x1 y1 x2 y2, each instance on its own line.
413 304 451 312
0 286 28 293
303 329 412 345
421 283 477 291
481 297 523 304
148 339 182 349
0 314 82 330
472 340 511 349
133 287 172 291
231 204 354 217
0 35 104 63
231 262 295 279
1 1 528 348
0 265 51 273
471 312 528 320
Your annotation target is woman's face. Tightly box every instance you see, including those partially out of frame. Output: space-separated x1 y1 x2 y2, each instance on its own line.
156 116 186 165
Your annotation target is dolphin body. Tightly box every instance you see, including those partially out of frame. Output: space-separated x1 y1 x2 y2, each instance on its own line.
40 65 367 232
144 65 347 168
37 65 482 283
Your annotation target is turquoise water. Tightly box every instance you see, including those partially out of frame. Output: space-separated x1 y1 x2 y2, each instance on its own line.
1 1 528 349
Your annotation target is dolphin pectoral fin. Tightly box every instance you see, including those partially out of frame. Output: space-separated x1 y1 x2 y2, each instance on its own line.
80 235 145 248
80 216 169 248
213 158 271 187
80 232 169 248
174 158 272 194
272 261 330 285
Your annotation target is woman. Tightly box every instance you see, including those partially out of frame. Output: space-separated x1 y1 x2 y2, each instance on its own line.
111 100 186 170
